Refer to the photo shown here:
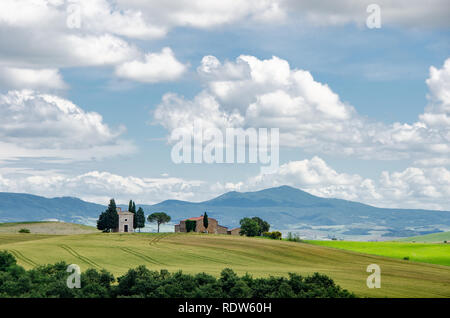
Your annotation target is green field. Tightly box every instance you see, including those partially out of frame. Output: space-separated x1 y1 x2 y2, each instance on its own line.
0 230 449 298
396 231 450 243
307 240 450 266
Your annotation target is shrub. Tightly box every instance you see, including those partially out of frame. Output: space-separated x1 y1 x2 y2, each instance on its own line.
0 250 17 271
185 220 196 233
18 228 30 233
286 232 303 242
263 231 282 240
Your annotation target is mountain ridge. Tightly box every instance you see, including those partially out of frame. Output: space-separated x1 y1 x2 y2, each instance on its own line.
0 186 449 240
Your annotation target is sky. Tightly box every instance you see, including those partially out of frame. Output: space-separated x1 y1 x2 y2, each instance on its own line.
0 0 449 210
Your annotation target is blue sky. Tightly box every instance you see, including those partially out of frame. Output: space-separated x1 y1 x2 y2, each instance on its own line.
0 0 449 210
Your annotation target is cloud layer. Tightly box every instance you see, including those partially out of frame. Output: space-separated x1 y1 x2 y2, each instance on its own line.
1 157 449 210
156 55 450 162
0 90 134 162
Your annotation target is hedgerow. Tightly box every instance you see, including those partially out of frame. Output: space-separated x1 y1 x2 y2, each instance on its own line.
0 251 355 298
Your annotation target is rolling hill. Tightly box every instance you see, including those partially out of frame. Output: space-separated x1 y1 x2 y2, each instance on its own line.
397 231 450 243
0 232 449 298
0 221 98 235
1 186 450 240
307 240 450 266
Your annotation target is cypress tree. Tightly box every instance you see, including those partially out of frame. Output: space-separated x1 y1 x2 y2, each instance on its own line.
203 212 209 232
135 207 145 232
106 199 119 232
131 201 137 229
97 211 107 232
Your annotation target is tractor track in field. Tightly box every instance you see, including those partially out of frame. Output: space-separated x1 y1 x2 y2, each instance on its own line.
149 233 171 245
59 244 100 269
9 249 38 267
120 247 166 266
177 249 239 266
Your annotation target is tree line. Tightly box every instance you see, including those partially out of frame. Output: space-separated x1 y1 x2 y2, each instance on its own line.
0 251 355 298
96 199 171 233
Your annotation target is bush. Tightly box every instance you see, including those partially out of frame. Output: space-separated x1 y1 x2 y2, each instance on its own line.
0 251 356 298
286 232 303 242
263 231 282 240
18 228 30 233
185 220 196 233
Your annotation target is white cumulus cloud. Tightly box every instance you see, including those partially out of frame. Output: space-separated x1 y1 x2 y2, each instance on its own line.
115 47 187 83
0 67 67 90
155 55 450 162
0 90 135 162
0 170 207 205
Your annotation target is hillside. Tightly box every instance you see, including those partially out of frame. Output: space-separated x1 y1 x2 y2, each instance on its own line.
1 186 450 240
0 221 98 235
397 231 450 243
0 232 449 298
307 240 450 266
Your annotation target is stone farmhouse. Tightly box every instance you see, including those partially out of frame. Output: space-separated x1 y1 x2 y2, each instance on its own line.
112 207 134 233
175 215 240 235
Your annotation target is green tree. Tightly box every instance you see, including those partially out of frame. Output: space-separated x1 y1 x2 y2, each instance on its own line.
0 252 355 298
251 217 270 235
239 217 260 237
203 212 209 232
128 200 137 229
96 211 107 232
106 199 119 231
147 212 171 233
97 199 119 232
135 207 146 232
0 250 16 271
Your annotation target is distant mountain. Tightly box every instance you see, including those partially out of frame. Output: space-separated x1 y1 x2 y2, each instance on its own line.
0 192 104 224
1 186 450 240
144 186 450 240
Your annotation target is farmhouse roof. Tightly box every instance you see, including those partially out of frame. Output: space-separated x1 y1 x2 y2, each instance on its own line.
183 216 216 221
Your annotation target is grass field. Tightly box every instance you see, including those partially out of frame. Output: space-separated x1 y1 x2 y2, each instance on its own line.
0 221 98 235
307 240 450 267
0 231 449 298
396 231 450 243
